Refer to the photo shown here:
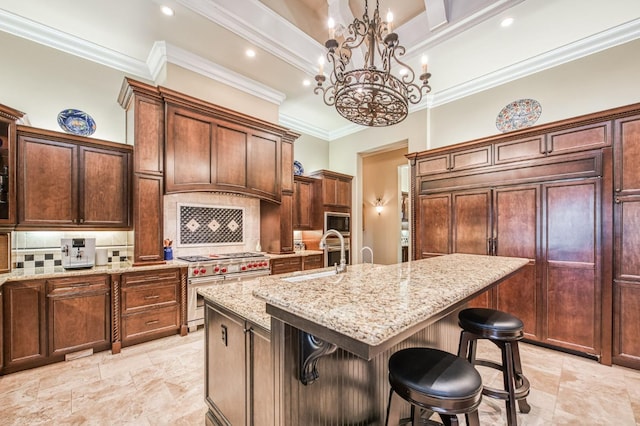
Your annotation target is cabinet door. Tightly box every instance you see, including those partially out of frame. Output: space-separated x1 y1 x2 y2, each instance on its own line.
215 121 247 189
336 179 351 207
547 121 610 157
493 185 540 340
247 133 280 201
614 115 640 195
293 178 314 229
165 105 214 192
206 304 247 425
46 275 111 357
543 179 600 354
249 324 274 426
2 280 47 372
133 174 163 264
322 177 338 206
79 146 130 227
613 281 640 368
416 193 451 259
303 254 323 271
453 190 492 307
281 139 294 193
18 136 77 226
280 194 294 253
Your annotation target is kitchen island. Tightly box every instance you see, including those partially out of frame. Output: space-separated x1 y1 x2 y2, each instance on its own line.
200 253 528 425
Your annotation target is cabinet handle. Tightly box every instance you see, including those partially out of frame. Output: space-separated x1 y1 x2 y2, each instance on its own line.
79 218 84 224
615 188 621 193
144 294 160 299
493 238 498 256
615 197 621 204
486 238 491 255
145 320 160 326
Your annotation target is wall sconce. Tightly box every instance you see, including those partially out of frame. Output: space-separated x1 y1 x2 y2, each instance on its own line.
375 198 383 215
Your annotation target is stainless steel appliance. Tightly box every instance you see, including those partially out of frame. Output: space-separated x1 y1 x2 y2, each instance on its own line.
61 238 96 269
324 212 350 236
325 237 350 268
178 252 271 332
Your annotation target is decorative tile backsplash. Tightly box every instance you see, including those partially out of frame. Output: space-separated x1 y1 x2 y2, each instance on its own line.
178 203 244 246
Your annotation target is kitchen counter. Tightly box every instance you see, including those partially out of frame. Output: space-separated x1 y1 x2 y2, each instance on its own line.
253 253 528 359
0 260 188 286
198 279 271 330
265 249 323 259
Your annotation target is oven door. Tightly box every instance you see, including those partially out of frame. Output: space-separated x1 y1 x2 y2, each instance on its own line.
188 275 224 332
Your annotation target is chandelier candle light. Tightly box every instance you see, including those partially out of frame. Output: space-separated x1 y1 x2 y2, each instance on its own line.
314 0 432 127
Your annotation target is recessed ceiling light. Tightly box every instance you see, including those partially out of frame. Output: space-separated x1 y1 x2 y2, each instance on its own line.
161 5 174 16
246 49 256 58
501 17 514 27
303 79 311 86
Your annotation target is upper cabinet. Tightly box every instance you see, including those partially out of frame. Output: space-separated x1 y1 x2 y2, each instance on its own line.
309 169 353 210
0 103 25 225
16 126 132 229
162 87 298 204
293 175 319 230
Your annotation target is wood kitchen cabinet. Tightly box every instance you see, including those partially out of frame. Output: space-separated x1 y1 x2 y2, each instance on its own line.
205 302 273 426
46 275 111 358
0 103 24 226
293 175 319 230
613 114 640 369
416 144 492 176
270 256 302 275
2 280 47 374
119 268 184 348
163 90 288 204
118 78 166 265
261 193 294 254
309 169 353 209
16 127 132 229
302 254 323 271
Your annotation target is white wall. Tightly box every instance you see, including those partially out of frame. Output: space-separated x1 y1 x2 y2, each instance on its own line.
292 133 330 174
429 39 640 149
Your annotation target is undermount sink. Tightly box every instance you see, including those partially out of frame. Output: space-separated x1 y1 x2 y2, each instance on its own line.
281 270 339 282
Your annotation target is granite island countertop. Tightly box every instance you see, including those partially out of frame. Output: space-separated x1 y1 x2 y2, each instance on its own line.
198 254 528 360
252 253 528 359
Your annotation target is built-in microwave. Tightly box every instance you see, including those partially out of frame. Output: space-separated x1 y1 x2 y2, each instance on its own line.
324 212 350 236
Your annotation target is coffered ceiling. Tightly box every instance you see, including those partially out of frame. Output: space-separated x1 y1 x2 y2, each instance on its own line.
1 0 639 140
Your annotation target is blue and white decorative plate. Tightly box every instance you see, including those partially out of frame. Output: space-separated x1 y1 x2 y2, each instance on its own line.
57 109 96 136
293 160 304 176
495 99 542 133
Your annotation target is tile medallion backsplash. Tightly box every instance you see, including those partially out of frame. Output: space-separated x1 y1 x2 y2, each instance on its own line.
178 203 244 246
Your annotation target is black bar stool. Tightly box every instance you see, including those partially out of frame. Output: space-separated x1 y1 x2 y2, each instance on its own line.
385 347 483 426
457 308 531 426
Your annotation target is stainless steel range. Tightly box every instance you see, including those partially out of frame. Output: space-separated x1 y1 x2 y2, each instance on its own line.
179 252 270 332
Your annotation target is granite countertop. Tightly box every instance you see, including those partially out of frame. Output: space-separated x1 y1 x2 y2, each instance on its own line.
198 280 271 330
252 253 529 359
0 260 189 287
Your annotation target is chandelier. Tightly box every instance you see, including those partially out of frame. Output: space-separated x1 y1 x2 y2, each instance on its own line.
314 0 432 127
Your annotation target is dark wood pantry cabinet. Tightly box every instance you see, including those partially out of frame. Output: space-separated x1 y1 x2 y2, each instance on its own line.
16 126 132 229
407 104 640 364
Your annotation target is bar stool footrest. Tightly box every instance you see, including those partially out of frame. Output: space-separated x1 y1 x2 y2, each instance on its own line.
474 358 531 403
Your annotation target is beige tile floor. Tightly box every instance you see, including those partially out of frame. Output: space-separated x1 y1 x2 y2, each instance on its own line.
0 329 638 425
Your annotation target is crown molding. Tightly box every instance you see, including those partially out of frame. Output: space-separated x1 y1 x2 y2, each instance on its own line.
177 0 324 75
148 42 286 105
430 17 640 108
0 9 151 78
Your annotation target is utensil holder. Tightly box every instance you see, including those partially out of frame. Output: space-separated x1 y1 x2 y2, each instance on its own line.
164 247 173 260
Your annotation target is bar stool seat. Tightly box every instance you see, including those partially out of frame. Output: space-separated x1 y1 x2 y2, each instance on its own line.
458 308 531 426
386 347 483 426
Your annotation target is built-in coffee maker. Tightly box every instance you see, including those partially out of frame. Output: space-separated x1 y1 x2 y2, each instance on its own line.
61 238 96 269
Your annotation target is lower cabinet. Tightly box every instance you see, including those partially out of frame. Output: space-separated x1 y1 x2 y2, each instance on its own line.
302 254 323 271
2 280 47 374
613 281 640 368
46 275 111 358
271 256 302 275
120 268 182 347
205 303 273 425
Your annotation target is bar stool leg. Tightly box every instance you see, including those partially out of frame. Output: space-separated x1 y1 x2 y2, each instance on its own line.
503 342 518 426
511 342 532 414
386 389 403 426
465 410 480 426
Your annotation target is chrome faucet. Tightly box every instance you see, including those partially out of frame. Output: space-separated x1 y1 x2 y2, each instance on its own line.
319 229 347 273
361 246 373 264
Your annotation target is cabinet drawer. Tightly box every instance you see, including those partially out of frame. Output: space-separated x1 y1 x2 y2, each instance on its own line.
121 282 178 312
46 275 110 297
122 306 180 340
271 257 302 275
121 269 180 287
494 136 546 164
303 255 323 271
547 121 610 155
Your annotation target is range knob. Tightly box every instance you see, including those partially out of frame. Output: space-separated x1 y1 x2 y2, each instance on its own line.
221 267 227 273
241 265 247 271
193 268 199 275
199 268 206 274
214 266 220 273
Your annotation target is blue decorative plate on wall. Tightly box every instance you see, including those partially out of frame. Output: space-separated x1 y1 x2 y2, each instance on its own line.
495 99 542 133
293 160 304 176
57 109 96 136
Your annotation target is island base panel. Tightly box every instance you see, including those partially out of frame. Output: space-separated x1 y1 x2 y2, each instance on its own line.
271 310 462 425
